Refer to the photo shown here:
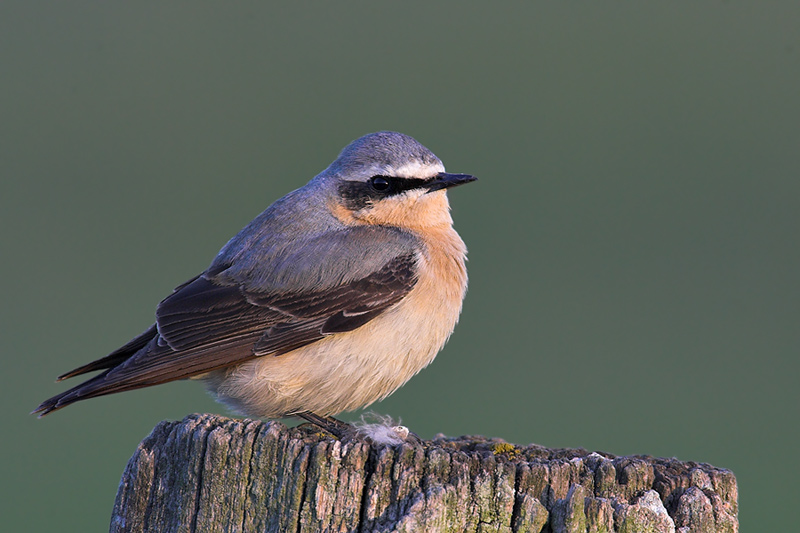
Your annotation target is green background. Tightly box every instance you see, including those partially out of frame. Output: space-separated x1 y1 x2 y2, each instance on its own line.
3 2 798 531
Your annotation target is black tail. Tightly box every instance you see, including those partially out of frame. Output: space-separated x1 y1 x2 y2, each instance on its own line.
32 370 117 416
32 324 159 417
55 324 158 381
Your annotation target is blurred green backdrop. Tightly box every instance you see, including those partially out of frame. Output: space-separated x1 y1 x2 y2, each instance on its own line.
2 2 798 531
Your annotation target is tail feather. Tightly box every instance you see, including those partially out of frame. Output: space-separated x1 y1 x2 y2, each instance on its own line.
56 324 158 382
33 371 115 417
33 363 175 417
33 324 160 416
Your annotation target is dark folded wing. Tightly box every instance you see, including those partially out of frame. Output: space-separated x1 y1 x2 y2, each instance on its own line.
159 250 417 350
253 251 419 354
120 251 419 382
34 252 419 416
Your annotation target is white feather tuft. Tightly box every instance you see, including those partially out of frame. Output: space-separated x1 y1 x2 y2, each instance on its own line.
354 413 410 446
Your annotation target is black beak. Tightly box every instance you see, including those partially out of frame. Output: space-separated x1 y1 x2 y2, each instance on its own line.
425 172 478 193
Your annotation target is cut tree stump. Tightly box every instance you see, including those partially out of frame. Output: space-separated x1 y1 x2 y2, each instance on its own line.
110 414 737 533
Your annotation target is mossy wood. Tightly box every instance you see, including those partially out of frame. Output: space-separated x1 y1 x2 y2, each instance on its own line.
111 414 737 532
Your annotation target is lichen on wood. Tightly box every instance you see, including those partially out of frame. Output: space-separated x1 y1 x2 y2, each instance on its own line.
110 414 737 533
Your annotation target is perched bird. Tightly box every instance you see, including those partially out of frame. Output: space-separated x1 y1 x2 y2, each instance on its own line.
33 131 476 436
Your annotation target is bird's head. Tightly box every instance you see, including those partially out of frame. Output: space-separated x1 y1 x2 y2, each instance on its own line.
320 132 476 230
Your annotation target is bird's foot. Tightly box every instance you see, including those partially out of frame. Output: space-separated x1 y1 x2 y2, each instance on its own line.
296 411 359 441
296 411 422 445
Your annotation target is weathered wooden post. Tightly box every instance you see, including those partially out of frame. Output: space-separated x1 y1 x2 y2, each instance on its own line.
111 414 737 532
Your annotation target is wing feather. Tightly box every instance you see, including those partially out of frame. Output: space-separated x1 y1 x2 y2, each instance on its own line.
35 229 421 416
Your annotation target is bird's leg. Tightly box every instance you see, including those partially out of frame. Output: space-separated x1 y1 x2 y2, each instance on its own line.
296 411 423 445
295 411 356 440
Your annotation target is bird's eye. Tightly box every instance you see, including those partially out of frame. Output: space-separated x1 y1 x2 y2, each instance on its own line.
369 176 391 192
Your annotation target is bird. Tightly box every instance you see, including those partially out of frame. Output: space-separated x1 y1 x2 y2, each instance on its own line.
33 131 476 437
